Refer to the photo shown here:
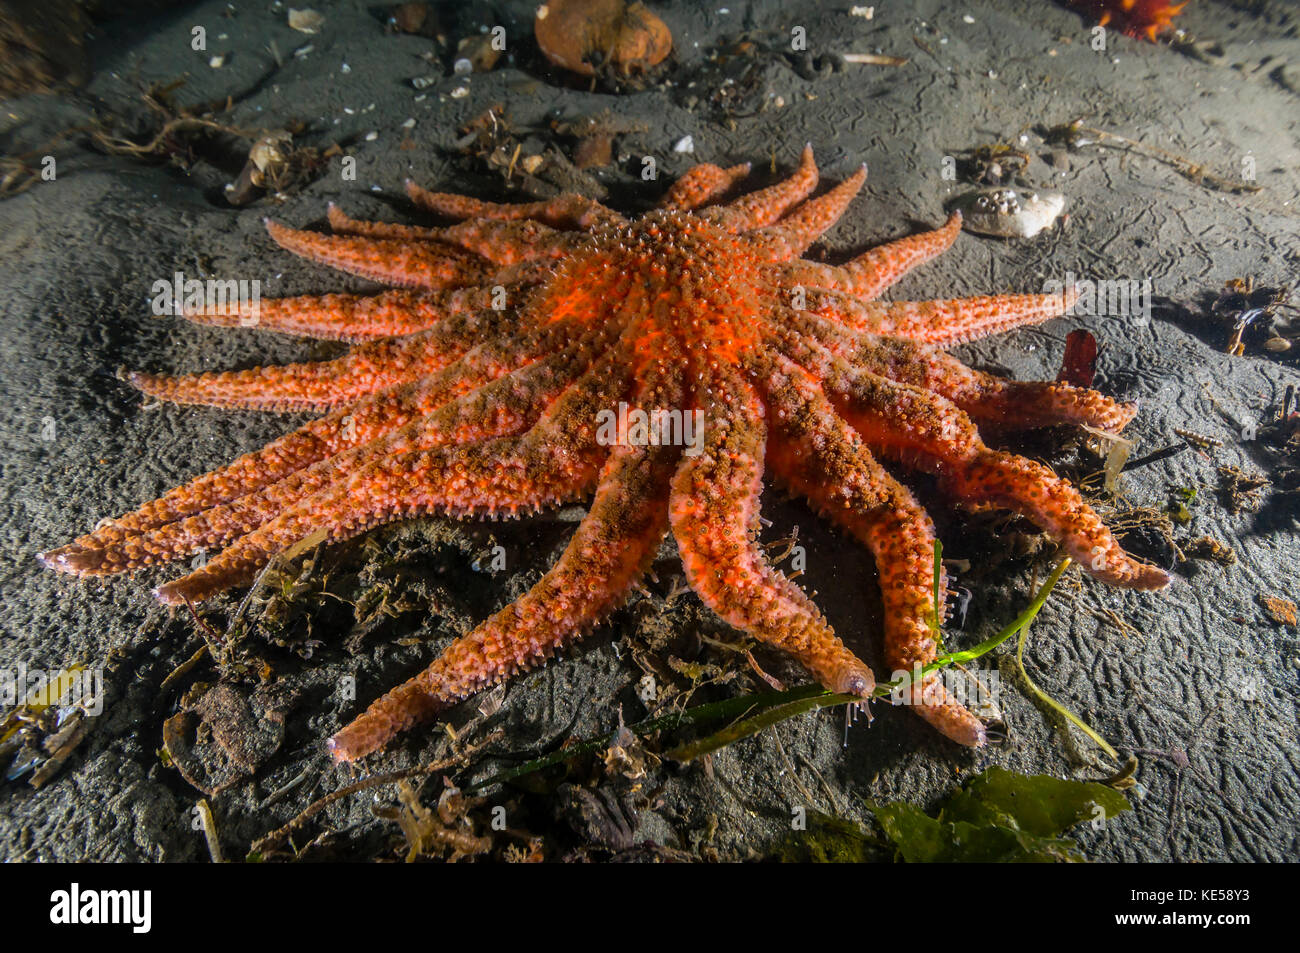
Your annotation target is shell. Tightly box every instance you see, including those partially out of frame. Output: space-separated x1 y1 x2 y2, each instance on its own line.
287 8 325 34
952 187 1066 239
534 0 672 77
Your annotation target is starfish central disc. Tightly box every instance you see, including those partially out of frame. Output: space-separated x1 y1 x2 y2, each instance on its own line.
608 210 764 365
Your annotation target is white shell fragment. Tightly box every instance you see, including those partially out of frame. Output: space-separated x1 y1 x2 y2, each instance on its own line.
288 8 325 34
953 187 1066 238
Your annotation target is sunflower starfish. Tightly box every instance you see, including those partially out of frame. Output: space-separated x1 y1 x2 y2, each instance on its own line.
41 146 1169 761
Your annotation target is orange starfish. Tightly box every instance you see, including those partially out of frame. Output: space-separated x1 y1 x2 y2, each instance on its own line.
41 147 1169 760
1069 0 1188 42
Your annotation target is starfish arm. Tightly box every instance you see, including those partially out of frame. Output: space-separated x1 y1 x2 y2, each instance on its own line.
182 289 477 341
323 203 451 242
151 346 634 603
836 211 963 300
804 286 1082 344
701 144 818 232
856 335 1138 433
265 220 490 289
151 435 604 605
427 219 577 266
757 353 986 746
943 449 1170 588
326 358 686 760
404 182 624 230
840 211 964 299
44 403 408 563
46 345 593 574
126 313 506 411
657 162 752 211
58 275 626 561
776 212 963 301
47 327 567 562
668 364 875 698
327 204 579 266
329 432 681 761
764 306 1136 433
808 354 1168 589
739 166 867 261
956 377 1137 433
763 319 1164 587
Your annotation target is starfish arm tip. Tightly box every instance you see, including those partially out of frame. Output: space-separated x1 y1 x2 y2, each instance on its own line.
835 668 875 698
38 546 78 571
325 735 349 763
1137 564 1173 590
152 583 180 605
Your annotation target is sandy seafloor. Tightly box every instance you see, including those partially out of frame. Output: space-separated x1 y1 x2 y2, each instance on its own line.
0 0 1297 862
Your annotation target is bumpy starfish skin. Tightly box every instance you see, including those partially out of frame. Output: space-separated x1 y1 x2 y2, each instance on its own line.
41 146 1170 760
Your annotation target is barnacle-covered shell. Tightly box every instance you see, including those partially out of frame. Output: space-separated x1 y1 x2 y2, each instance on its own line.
953 187 1066 239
